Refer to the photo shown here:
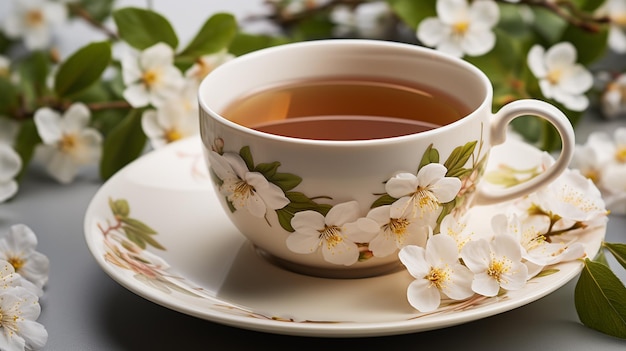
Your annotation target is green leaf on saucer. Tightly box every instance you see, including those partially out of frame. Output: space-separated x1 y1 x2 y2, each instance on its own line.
178 13 237 59
574 258 626 339
100 109 146 180
109 198 130 218
604 242 626 271
54 41 111 98
113 7 178 50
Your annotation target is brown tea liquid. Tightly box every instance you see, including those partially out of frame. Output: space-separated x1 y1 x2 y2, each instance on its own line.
220 78 469 140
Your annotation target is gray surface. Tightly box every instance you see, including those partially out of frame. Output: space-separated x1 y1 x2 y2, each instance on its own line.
0 117 623 351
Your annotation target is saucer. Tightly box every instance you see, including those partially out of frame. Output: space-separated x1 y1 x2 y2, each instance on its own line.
84 136 605 338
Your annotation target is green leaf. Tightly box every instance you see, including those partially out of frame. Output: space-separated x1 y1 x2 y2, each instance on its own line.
109 198 130 218
178 13 237 58
575 259 626 339
75 0 115 22
54 41 111 98
120 217 157 234
560 24 609 66
100 109 147 180
0 77 19 114
228 33 290 56
604 242 626 271
531 7 567 44
419 144 439 170
113 7 178 50
443 141 477 176
276 192 332 232
13 120 41 180
239 146 254 171
371 194 397 209
269 172 302 192
16 52 50 108
254 161 280 179
533 268 560 278
386 0 436 29
123 225 165 250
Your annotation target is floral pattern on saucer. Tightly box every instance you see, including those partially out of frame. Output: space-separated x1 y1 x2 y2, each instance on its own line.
84 136 606 337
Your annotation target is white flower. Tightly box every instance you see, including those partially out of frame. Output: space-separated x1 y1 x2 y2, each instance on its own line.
399 234 474 312
527 42 593 111
492 213 585 269
0 225 49 291
600 0 626 53
141 83 199 149
1 0 67 50
286 201 378 266
439 212 475 251
416 0 500 57
461 234 528 296
330 1 394 39
208 151 289 218
600 164 626 214
34 103 102 184
0 145 21 203
601 73 626 118
532 168 607 226
385 163 461 219
121 42 185 108
0 259 41 298
364 205 429 258
0 287 47 351
184 49 234 84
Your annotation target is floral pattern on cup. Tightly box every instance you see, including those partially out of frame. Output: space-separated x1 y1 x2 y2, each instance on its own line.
208 132 488 266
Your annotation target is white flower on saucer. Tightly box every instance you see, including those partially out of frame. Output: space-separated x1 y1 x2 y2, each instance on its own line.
416 0 500 58
34 103 102 184
527 42 593 111
0 286 47 351
184 49 234 84
1 0 68 50
208 151 289 218
439 212 476 251
142 83 199 149
492 213 585 276
385 163 461 219
601 73 626 118
364 204 429 258
286 201 378 266
330 1 394 39
460 234 528 296
121 42 185 108
399 234 474 312
0 225 49 291
0 145 21 203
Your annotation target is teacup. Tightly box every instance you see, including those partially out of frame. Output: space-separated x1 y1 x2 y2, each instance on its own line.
198 39 574 278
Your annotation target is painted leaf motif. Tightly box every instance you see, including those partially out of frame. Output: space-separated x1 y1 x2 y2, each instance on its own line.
419 143 439 171
574 259 626 339
370 194 397 209
276 192 332 232
121 217 157 234
444 141 477 177
109 198 130 217
239 146 254 171
269 172 302 192
254 161 280 179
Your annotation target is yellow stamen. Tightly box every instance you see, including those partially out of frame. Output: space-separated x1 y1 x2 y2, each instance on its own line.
452 21 470 36
164 128 182 143
615 146 626 163
142 69 159 88
487 257 511 283
547 69 562 85
59 133 77 153
7 256 24 271
413 187 440 215
383 217 410 238
612 13 626 26
583 168 601 184
319 225 343 249
25 9 44 27
425 266 450 289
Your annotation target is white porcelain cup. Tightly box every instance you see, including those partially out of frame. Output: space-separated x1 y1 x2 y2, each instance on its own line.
198 39 574 278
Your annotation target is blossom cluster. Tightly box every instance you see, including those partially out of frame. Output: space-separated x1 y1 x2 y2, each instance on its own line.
571 127 626 215
399 153 607 312
0 225 49 351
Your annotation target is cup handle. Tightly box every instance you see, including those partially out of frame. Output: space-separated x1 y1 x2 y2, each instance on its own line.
473 99 575 205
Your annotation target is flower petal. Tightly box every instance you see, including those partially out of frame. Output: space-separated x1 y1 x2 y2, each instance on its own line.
461 28 495 56
140 43 175 69
437 0 468 25
61 103 90 133
425 234 460 265
469 0 499 28
417 18 445 47
406 279 442 312
321 239 359 265
443 264 474 300
399 245 429 279
460 238 490 272
527 45 547 78
545 42 577 70
325 201 360 226
430 177 462 203
471 272 500 296
34 108 62 144
417 163 448 187
386 173 418 198
123 84 150 108
286 231 321 254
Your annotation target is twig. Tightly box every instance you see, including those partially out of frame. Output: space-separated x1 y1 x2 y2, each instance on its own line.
68 4 119 41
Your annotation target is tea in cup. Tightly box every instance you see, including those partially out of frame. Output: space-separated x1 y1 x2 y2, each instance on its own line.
198 39 574 278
